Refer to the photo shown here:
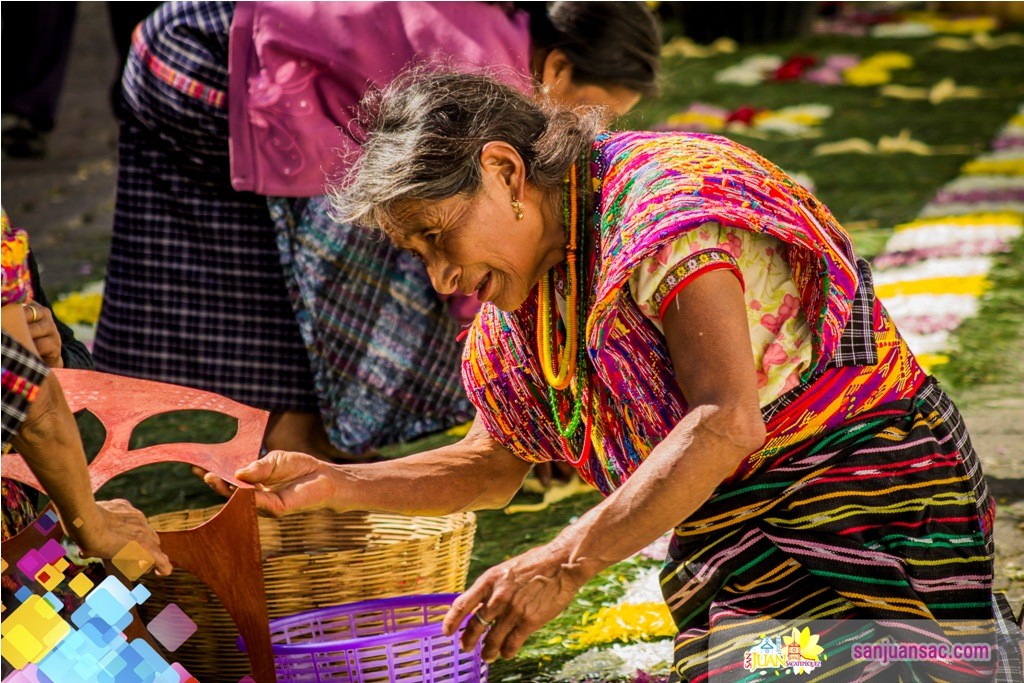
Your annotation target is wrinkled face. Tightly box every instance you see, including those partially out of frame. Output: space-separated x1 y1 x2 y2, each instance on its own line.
391 149 565 313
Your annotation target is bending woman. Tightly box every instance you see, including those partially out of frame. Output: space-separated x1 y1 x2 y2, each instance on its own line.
209 72 1013 679
94 1 660 459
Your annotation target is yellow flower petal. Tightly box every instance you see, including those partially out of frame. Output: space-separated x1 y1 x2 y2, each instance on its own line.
52 292 103 325
565 601 677 650
862 51 914 70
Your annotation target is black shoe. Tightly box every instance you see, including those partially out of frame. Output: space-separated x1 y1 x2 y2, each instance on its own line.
2 114 47 159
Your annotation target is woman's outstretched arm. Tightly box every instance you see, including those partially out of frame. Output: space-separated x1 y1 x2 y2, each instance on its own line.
222 415 535 518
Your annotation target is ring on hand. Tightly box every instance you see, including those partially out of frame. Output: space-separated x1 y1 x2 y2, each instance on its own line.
22 303 40 323
474 612 495 627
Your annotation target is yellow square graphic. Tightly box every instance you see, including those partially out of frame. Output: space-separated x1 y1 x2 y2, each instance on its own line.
0 595 71 668
68 573 95 597
112 540 154 581
1 623 43 669
34 563 64 592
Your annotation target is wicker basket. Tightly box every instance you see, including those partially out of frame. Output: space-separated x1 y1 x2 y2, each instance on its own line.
140 506 476 683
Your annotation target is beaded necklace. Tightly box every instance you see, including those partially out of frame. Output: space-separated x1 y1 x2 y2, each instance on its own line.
536 153 593 466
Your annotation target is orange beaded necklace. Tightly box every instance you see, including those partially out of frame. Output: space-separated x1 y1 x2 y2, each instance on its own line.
536 167 580 390
536 156 591 464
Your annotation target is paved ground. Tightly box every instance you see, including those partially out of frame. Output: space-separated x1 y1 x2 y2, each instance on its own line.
3 4 119 296
3 3 1022 615
961 379 1024 610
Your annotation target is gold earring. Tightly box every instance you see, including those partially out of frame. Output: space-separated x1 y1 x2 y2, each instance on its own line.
511 195 524 221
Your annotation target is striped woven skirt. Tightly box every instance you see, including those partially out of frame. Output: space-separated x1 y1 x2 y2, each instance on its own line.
93 1 318 410
663 379 1022 681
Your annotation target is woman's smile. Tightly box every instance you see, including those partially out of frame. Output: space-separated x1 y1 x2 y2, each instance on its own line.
475 271 495 302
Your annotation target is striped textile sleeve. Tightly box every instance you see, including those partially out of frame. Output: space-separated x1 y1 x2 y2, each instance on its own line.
1 331 50 449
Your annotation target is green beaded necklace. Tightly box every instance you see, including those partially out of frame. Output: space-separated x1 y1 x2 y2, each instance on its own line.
541 153 592 451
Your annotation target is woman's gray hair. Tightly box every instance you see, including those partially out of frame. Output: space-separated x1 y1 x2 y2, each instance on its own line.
329 70 603 239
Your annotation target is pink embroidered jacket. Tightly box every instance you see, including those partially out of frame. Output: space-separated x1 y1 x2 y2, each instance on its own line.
228 2 531 197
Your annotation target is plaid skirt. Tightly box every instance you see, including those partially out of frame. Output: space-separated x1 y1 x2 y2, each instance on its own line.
269 197 473 453
664 378 1022 681
93 1 317 410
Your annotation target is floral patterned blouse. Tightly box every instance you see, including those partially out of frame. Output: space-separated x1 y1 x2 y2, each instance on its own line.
629 221 813 407
2 209 32 306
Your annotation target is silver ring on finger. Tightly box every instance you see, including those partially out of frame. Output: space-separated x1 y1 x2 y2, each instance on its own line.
474 611 495 627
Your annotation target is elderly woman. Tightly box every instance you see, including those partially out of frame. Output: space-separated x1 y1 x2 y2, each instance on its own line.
95 1 660 461
213 73 1004 679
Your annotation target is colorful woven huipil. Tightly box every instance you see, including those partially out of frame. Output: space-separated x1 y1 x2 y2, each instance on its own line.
462 132 925 493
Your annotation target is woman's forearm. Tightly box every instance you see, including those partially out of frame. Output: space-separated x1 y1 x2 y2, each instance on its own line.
325 419 533 517
3 303 103 531
11 374 102 531
550 403 764 585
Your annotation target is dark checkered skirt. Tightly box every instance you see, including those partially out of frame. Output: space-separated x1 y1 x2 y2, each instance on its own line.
93 1 317 410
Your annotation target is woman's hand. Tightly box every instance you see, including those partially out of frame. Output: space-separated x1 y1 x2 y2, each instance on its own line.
71 499 173 576
22 302 62 368
204 450 338 517
442 541 587 662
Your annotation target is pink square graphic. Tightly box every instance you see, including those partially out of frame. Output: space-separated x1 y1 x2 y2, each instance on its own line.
15 548 47 579
147 603 198 652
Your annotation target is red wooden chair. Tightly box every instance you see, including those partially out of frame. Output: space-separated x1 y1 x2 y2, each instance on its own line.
1 369 276 682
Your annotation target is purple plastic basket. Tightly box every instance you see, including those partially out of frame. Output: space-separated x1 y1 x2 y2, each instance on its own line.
238 593 488 682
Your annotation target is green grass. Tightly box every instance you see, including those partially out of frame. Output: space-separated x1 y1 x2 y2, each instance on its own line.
85 410 238 517
935 237 1024 391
